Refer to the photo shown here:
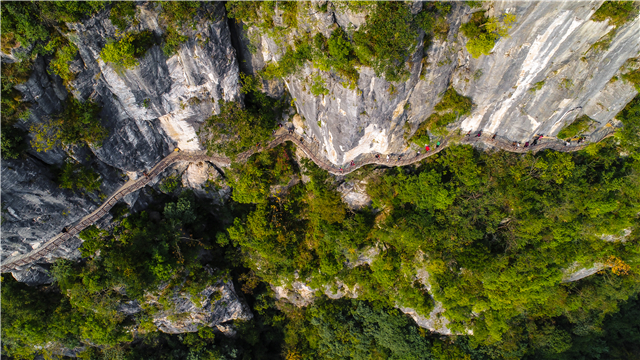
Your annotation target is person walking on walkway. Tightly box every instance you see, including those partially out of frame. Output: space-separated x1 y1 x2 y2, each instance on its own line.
436 141 440 148
425 145 430 152
466 130 471 137
476 131 482 137
375 154 380 159
492 133 497 141
387 155 390 162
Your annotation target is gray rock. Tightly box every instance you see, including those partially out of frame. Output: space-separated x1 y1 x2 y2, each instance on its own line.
238 1 639 165
337 180 372 209
11 263 53 286
1 156 99 264
151 280 253 334
562 262 606 282
117 300 143 316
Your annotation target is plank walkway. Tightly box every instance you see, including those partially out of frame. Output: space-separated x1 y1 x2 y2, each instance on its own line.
0 127 616 273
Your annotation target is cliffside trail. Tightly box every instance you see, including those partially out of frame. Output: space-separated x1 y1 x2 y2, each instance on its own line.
0 126 615 273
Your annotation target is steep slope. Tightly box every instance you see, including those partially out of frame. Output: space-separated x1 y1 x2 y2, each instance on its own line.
233 1 639 164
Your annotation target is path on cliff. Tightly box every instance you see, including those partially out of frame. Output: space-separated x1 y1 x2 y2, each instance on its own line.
0 127 616 272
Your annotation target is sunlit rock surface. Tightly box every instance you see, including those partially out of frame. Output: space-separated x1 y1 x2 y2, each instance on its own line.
236 1 639 164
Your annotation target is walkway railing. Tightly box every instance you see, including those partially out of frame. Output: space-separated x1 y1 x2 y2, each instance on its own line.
0 127 616 272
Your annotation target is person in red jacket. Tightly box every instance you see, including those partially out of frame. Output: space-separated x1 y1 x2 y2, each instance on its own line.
425 145 430 152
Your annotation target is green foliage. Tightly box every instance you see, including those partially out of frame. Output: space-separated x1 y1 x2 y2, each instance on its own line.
261 40 313 80
365 142 640 346
559 78 574 90
460 11 516 58
1 276 83 359
530 80 545 93
557 115 594 139
45 34 79 85
1 2 50 53
1 125 27 159
200 74 284 157
57 161 102 194
159 174 181 194
353 2 417 82
227 144 296 204
411 87 473 139
158 1 201 29
294 299 433 359
615 94 640 160
1 1 104 56
162 26 188 57
246 2 438 85
1 60 32 126
30 97 107 152
109 1 137 31
621 69 640 91
100 31 155 71
310 74 329 96
591 1 639 27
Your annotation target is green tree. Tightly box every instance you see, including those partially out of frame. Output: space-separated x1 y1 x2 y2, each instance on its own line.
460 12 516 58
30 97 107 152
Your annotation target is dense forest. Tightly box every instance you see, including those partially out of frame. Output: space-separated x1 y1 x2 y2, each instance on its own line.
2 1 640 360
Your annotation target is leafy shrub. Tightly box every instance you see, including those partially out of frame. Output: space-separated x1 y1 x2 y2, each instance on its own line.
159 1 201 28
1 2 50 53
1 60 31 126
615 94 640 160
159 174 181 194
310 74 329 96
227 145 296 204
591 1 639 27
0 276 83 359
410 87 472 140
162 26 188 57
57 161 101 194
30 97 107 152
621 69 640 91
109 1 137 31
1 125 27 159
200 74 283 157
353 2 417 82
460 11 516 58
557 115 593 139
45 35 78 85
529 80 545 92
261 40 312 80
100 31 155 71
299 299 432 359
201 100 274 158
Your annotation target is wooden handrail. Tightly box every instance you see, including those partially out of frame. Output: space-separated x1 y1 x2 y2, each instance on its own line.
0 128 616 272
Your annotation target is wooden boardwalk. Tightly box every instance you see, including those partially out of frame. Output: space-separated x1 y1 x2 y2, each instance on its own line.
0 128 615 273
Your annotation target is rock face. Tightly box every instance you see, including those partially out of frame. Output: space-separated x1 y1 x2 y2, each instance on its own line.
2 2 239 268
235 1 639 165
337 180 372 210
149 280 252 334
2 1 638 332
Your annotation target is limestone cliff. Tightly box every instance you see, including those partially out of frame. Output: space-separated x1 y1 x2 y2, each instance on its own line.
235 1 639 164
1 0 638 337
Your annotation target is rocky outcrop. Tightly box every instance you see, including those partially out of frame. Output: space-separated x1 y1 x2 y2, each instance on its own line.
149 280 252 334
236 1 639 165
562 262 606 282
2 2 240 268
337 180 372 209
